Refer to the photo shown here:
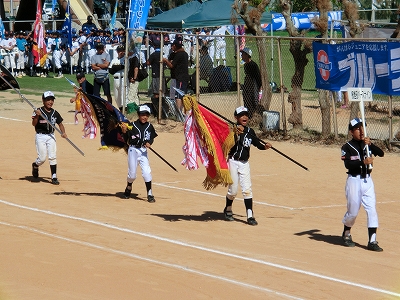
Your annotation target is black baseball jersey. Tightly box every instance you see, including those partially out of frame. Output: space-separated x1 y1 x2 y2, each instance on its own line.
32 107 63 134
228 126 265 161
341 139 384 177
124 120 157 147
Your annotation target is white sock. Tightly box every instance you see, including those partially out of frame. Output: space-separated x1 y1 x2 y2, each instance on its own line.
370 233 377 243
344 230 351 237
247 209 253 219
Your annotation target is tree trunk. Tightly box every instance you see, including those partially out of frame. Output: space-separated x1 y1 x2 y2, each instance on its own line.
319 89 331 136
287 86 303 129
287 39 311 128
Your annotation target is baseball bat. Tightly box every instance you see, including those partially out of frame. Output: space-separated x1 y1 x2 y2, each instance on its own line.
196 102 309 171
0 71 85 157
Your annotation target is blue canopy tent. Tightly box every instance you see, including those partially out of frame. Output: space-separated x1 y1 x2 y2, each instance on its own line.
146 1 202 29
146 0 271 29
183 0 271 28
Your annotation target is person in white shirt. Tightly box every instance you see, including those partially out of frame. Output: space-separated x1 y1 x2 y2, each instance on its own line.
68 35 80 74
0 32 17 75
213 26 227 66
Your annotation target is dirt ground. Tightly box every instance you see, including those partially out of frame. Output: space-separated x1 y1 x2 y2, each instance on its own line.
1 89 400 300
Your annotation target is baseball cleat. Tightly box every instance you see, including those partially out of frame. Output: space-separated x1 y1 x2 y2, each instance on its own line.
124 187 131 199
32 163 39 178
147 195 155 203
51 178 60 185
342 234 355 247
223 208 234 221
247 217 258 226
367 241 383 252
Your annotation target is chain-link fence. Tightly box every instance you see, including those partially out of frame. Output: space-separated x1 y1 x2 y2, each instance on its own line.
131 29 400 147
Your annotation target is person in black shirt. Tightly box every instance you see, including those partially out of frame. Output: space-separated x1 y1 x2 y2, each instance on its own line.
223 106 272 225
121 105 158 202
31 91 68 185
163 38 189 114
340 118 384 251
240 47 262 118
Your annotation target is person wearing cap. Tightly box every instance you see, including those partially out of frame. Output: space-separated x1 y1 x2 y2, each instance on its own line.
162 38 189 114
31 91 68 185
91 43 112 104
120 105 158 202
240 47 262 118
51 31 63 78
70 73 94 124
223 106 272 226
340 118 385 251
15 31 27 78
109 45 126 110
0 31 17 76
82 15 97 33
77 29 88 73
68 35 80 74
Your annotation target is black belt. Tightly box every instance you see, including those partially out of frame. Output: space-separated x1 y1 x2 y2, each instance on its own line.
349 174 370 179
229 156 247 162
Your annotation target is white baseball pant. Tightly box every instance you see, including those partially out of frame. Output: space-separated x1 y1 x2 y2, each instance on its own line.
35 133 57 166
127 146 152 183
342 175 379 228
226 158 253 200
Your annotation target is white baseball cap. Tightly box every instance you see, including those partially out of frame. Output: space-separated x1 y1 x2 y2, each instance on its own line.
42 91 55 100
240 47 252 57
138 104 151 114
234 106 249 117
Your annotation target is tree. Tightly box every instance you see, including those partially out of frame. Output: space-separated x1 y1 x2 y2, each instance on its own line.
279 0 313 129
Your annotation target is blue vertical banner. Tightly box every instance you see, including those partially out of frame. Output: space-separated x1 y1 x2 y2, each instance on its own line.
61 0 72 48
109 0 118 31
0 17 5 39
313 41 400 96
126 0 151 50
52 0 57 15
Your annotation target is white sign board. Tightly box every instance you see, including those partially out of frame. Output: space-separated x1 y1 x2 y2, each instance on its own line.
347 88 373 102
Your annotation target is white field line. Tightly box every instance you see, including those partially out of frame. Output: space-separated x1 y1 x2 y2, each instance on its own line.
0 220 303 300
154 183 399 210
0 199 399 298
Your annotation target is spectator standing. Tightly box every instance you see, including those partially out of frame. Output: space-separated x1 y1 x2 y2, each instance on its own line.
240 47 262 118
82 16 97 33
213 26 227 66
109 45 126 110
162 38 189 113
15 31 27 78
127 48 140 106
91 43 112 103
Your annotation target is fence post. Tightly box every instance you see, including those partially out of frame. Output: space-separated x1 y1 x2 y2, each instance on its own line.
277 38 287 135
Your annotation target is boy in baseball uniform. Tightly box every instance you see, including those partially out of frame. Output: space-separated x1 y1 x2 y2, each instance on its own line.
31 91 68 185
341 118 384 251
120 105 158 202
224 106 272 225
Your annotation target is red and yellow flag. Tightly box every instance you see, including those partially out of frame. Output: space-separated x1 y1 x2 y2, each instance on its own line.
182 95 234 190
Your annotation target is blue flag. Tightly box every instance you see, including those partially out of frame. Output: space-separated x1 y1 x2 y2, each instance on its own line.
61 0 72 48
0 17 5 40
52 0 57 15
126 0 151 44
109 0 118 31
313 41 400 96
